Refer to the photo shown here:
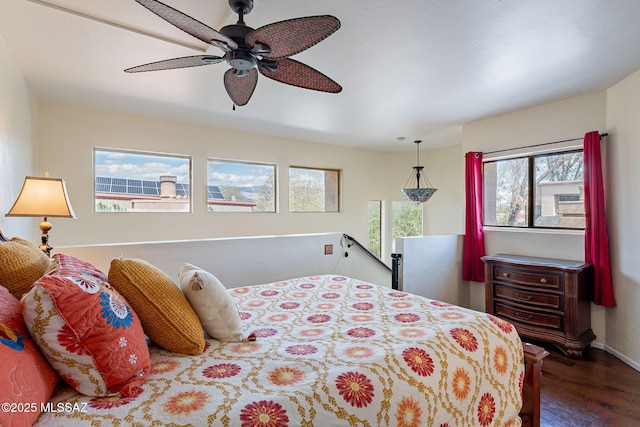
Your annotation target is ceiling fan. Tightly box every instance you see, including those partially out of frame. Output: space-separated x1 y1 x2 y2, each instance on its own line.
125 0 342 107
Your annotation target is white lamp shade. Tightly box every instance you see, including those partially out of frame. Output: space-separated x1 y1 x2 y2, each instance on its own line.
6 176 76 218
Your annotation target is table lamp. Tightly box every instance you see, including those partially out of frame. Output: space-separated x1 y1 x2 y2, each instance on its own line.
5 175 76 256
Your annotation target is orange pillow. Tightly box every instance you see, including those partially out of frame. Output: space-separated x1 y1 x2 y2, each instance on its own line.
108 258 205 355
21 254 150 397
0 237 50 299
0 285 59 427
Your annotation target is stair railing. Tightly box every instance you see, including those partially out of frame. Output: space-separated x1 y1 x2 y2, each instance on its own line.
342 233 402 290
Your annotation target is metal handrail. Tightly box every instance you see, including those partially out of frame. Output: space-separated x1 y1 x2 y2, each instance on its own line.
342 233 402 290
342 233 390 272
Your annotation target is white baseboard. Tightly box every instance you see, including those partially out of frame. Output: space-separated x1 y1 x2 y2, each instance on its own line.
592 342 640 372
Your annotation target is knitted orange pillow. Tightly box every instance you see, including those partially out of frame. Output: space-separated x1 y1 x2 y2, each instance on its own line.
108 258 205 355
0 237 50 299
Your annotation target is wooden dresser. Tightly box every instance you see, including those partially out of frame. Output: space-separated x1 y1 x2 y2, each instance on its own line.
482 254 595 358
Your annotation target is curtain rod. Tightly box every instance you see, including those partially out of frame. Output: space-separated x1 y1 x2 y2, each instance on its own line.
483 132 608 156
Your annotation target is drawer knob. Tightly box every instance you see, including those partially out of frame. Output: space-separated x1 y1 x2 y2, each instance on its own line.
502 273 509 278
515 312 534 321
540 278 547 284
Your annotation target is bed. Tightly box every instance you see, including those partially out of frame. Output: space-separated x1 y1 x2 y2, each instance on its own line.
0 232 546 427
36 274 545 426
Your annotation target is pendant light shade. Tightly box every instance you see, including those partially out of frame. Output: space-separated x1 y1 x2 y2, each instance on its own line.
402 140 437 204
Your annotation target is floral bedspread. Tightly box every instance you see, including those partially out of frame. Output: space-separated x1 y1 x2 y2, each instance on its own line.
34 275 524 426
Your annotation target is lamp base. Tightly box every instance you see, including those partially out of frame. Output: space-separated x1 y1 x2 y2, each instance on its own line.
39 219 53 257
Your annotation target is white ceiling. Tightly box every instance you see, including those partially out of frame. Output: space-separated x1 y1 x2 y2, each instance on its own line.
2 0 640 152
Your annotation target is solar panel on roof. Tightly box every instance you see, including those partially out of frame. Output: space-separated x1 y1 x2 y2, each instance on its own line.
95 176 193 198
207 185 225 200
176 183 189 197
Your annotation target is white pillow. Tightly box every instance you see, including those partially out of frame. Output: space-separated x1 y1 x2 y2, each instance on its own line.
178 263 244 342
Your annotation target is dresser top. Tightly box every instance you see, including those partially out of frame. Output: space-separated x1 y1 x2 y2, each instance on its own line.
482 254 590 270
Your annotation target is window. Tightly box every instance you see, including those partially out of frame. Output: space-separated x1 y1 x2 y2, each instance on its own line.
368 201 382 257
392 201 422 240
289 167 340 212
483 149 584 229
94 149 191 212
207 159 276 213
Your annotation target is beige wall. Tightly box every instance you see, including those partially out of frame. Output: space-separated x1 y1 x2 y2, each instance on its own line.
36 103 401 253
604 68 640 367
0 40 39 241
425 144 464 235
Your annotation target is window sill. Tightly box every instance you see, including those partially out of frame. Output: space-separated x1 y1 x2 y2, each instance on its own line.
483 226 585 236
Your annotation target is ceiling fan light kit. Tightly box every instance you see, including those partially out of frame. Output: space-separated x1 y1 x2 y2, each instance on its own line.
125 0 342 106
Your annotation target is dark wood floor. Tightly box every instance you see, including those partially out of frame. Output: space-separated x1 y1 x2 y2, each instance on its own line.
540 345 640 426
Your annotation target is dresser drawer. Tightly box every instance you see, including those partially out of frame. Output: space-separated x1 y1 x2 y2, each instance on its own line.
494 285 562 310
495 303 562 330
494 267 562 290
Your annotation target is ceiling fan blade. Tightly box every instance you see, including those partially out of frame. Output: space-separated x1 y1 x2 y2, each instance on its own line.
125 55 224 73
224 68 258 106
259 58 342 93
246 15 340 60
135 0 238 51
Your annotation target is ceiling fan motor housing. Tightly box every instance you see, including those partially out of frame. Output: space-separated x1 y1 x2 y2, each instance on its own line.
220 23 257 72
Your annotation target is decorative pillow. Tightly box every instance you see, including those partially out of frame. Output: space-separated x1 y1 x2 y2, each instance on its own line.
179 263 244 342
0 237 50 299
108 258 205 355
0 285 59 427
21 254 150 397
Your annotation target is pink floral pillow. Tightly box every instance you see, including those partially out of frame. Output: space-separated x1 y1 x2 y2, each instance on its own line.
21 254 150 397
0 285 59 427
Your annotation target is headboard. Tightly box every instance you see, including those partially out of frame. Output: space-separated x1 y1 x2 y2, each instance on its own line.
0 227 7 242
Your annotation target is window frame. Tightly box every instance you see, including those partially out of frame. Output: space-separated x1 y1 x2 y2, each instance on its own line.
93 147 192 213
482 148 585 230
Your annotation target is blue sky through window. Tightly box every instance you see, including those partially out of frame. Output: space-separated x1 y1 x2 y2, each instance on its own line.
207 159 274 188
94 150 190 183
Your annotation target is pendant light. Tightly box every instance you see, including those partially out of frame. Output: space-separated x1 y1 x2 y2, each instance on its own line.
401 140 437 204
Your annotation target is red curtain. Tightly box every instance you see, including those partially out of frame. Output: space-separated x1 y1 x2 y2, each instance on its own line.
583 131 616 306
463 152 486 282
